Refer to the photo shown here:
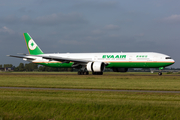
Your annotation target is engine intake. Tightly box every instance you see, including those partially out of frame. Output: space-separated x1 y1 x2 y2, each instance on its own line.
87 62 105 72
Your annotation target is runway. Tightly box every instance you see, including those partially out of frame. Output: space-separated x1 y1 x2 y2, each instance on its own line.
0 73 180 76
0 87 180 93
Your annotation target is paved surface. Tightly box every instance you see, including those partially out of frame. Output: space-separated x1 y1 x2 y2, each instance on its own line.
0 73 180 76
0 87 180 93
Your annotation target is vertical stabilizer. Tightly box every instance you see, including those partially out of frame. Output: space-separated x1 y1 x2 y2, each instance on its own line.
23 33 44 55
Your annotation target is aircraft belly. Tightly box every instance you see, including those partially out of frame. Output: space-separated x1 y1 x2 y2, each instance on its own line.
106 62 174 68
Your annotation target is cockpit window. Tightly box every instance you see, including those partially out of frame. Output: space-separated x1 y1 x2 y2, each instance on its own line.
165 57 171 59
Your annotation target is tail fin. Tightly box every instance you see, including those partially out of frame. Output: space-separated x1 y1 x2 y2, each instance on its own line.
23 33 44 55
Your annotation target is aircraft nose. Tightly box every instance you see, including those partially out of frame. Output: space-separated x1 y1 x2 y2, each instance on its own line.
172 59 175 63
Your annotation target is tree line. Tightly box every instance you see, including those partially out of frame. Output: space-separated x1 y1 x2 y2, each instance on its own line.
0 63 73 72
0 64 13 68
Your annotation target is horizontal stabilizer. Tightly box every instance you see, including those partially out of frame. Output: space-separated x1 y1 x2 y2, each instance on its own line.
7 55 35 60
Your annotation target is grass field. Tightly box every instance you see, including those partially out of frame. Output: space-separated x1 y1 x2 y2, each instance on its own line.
0 72 180 119
0 72 180 90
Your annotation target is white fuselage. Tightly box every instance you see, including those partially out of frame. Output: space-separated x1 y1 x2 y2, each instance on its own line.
30 52 174 64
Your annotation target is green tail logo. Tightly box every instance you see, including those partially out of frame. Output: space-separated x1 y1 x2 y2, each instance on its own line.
23 33 44 55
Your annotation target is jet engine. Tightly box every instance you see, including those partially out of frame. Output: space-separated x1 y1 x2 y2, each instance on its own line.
87 62 105 72
112 68 128 72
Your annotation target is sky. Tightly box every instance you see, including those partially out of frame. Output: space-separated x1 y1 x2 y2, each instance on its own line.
0 0 180 68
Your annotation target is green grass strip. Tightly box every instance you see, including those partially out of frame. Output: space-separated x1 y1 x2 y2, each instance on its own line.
0 89 180 119
0 73 180 90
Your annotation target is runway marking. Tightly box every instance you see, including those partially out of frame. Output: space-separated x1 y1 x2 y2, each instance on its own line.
0 87 180 93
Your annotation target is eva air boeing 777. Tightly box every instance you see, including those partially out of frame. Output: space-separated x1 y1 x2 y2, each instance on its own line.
8 33 175 75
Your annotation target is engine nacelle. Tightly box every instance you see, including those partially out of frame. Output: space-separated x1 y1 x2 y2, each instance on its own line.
112 68 128 72
87 62 105 72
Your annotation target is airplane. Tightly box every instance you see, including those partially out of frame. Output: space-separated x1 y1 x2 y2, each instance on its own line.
8 33 175 75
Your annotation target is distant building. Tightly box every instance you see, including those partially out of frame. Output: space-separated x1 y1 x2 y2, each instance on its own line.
0 67 14 71
5 67 14 71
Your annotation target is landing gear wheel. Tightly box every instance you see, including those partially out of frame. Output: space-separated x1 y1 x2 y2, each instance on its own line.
158 72 162 76
85 71 89 75
78 71 83 75
80 71 84 75
78 71 89 75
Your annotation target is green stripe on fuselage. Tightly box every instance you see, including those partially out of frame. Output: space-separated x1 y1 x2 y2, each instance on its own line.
35 62 173 68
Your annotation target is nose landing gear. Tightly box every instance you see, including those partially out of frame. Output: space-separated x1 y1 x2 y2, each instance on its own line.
158 67 164 76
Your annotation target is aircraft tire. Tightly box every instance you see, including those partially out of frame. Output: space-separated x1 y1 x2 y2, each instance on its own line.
78 71 89 75
78 71 83 75
80 71 84 75
158 72 162 76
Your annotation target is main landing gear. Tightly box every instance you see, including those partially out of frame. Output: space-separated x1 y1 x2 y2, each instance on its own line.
77 69 103 75
78 70 89 75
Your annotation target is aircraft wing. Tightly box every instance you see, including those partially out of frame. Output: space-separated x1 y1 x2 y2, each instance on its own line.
39 55 109 67
37 55 91 63
7 54 108 67
7 54 92 63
